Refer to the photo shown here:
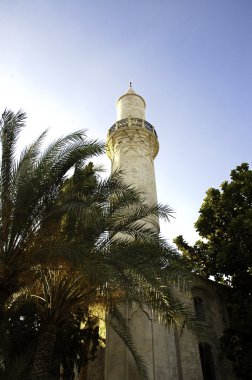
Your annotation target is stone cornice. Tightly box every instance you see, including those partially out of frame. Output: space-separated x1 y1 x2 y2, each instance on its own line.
106 118 159 160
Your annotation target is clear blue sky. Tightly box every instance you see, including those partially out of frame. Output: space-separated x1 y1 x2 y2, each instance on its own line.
0 0 251 244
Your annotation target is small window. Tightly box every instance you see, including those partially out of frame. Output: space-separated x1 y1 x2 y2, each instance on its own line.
199 342 216 380
194 297 205 321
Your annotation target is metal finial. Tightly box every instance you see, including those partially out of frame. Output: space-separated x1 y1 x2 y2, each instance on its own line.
129 81 132 88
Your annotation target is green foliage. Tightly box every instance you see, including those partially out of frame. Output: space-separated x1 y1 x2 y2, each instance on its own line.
173 235 211 278
219 295 252 380
0 109 103 309
175 163 252 285
0 302 37 379
174 163 252 379
54 310 104 379
196 163 252 283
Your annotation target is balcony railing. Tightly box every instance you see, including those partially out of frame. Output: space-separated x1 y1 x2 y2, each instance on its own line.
108 118 158 138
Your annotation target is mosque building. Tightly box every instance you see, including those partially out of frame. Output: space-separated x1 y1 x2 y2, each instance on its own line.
84 86 235 380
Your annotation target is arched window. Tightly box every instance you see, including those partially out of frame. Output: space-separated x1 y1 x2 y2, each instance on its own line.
198 342 216 380
194 296 205 321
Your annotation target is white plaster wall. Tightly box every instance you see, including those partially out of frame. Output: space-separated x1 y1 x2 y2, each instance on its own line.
105 305 181 380
108 128 158 207
117 94 145 121
127 306 154 379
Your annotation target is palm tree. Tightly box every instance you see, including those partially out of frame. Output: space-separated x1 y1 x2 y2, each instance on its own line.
0 110 191 380
27 164 190 380
0 109 103 313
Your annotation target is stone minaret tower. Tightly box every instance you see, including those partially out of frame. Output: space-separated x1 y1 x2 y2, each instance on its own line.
106 84 159 230
105 86 174 380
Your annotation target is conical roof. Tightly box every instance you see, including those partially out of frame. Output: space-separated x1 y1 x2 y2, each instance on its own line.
126 83 136 94
117 84 146 107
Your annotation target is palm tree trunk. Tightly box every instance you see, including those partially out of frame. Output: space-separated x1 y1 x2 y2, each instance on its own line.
29 324 57 380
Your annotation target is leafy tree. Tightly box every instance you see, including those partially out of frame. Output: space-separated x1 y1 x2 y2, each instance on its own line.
174 163 252 286
219 294 252 380
174 163 252 379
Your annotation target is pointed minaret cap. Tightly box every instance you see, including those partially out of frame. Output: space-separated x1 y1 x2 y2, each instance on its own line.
117 83 146 121
125 81 136 95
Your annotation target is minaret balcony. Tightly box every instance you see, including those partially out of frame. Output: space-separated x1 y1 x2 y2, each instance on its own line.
108 117 158 139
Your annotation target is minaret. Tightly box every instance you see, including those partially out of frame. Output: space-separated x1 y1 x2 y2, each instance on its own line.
106 84 159 229
105 86 174 380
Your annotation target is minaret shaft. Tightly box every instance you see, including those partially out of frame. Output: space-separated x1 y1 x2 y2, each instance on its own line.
105 87 162 380
106 87 159 229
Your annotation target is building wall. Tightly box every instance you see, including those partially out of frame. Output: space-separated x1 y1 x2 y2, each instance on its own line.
103 279 235 380
117 92 146 121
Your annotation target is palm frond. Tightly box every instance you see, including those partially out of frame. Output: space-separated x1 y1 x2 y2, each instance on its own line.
0 110 27 251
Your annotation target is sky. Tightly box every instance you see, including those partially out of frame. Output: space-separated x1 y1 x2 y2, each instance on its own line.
0 0 251 245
